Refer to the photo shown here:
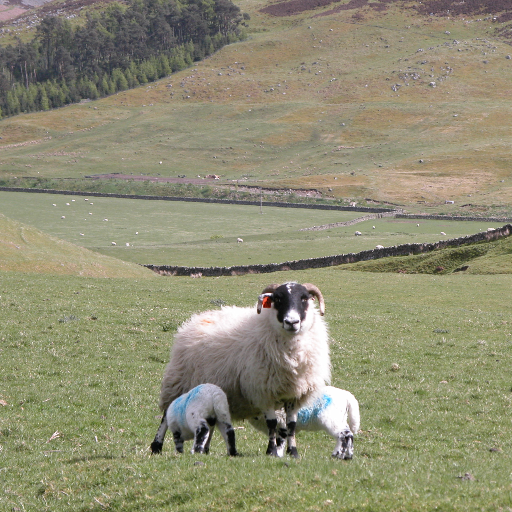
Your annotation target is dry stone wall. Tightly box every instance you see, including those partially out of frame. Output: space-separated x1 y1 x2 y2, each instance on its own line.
145 224 512 277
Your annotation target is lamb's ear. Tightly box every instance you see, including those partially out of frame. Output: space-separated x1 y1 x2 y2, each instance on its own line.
257 293 273 314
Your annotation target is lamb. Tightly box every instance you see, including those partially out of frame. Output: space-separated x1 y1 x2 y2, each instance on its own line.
151 282 331 459
249 386 360 460
165 384 238 456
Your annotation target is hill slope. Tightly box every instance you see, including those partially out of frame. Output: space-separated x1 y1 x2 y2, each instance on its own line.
0 213 157 277
0 0 512 215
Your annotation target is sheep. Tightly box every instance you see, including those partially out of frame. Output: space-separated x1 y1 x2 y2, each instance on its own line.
375 245 384 250
165 384 238 456
151 282 331 459
237 238 243 243
354 231 362 236
249 386 360 460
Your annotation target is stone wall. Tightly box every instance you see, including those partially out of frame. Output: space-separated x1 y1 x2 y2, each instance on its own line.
145 224 512 277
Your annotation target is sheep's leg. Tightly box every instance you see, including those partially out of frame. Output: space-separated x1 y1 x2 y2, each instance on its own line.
265 411 279 456
332 428 354 460
150 412 168 454
204 417 216 455
172 430 185 454
285 402 299 459
217 421 239 456
276 427 287 458
192 420 210 454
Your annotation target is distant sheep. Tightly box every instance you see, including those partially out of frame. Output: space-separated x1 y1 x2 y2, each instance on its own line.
250 386 360 460
151 282 331 459
237 238 243 243
375 245 384 250
355 231 362 236
165 384 238 456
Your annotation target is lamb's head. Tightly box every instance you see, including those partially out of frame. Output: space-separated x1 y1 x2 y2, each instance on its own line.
257 282 325 333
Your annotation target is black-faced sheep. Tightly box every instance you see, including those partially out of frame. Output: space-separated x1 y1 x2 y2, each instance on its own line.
151 282 331 459
165 384 238 456
249 386 360 459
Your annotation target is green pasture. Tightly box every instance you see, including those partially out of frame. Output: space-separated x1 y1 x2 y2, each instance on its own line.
0 191 502 267
1 269 511 511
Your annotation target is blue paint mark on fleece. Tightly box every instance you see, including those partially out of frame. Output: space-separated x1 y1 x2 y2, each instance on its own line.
297 393 332 425
171 385 205 426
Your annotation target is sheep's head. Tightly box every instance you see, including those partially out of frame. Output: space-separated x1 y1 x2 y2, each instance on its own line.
257 282 325 333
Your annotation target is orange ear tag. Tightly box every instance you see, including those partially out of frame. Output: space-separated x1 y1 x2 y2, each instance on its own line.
262 296 272 309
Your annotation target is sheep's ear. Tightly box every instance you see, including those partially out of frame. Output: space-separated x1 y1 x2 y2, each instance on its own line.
257 293 273 314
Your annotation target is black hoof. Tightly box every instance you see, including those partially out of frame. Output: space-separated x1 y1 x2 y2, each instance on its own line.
150 441 163 454
266 446 279 456
287 446 299 459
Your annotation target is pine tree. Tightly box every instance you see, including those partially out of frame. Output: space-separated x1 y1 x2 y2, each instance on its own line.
39 84 50 110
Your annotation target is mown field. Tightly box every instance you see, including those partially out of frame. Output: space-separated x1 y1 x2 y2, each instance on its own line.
1 269 511 511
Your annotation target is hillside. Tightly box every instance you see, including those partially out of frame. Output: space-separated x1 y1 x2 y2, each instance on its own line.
0 213 157 277
0 0 512 215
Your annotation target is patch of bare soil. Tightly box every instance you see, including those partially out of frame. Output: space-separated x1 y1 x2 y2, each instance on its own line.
0 4 26 22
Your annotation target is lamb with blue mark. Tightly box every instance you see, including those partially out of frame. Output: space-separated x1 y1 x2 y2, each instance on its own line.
249 386 360 459
163 383 239 456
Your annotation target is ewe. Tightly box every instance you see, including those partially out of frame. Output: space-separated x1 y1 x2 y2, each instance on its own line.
151 282 331 458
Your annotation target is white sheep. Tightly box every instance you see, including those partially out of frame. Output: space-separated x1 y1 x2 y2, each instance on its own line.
249 386 360 460
165 384 238 456
237 238 243 243
375 245 384 250
151 282 331 459
355 231 362 236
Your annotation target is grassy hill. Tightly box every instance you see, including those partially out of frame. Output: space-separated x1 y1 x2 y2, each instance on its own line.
0 0 511 216
0 212 157 277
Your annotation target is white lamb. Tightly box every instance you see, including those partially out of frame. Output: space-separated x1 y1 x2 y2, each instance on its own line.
165 384 238 456
151 282 331 459
249 386 360 459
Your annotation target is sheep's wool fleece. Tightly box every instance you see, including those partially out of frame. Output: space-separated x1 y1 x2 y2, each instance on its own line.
159 304 331 419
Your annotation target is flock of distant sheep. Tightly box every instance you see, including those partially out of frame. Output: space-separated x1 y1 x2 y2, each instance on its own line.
150 281 360 460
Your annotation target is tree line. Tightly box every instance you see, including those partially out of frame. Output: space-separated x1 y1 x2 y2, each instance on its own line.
0 0 247 117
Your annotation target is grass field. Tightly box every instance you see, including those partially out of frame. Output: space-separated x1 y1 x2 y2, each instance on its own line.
0 191 504 268
1 269 512 511
2 0 512 509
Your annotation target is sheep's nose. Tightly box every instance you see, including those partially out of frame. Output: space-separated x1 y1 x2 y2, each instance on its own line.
284 318 300 331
